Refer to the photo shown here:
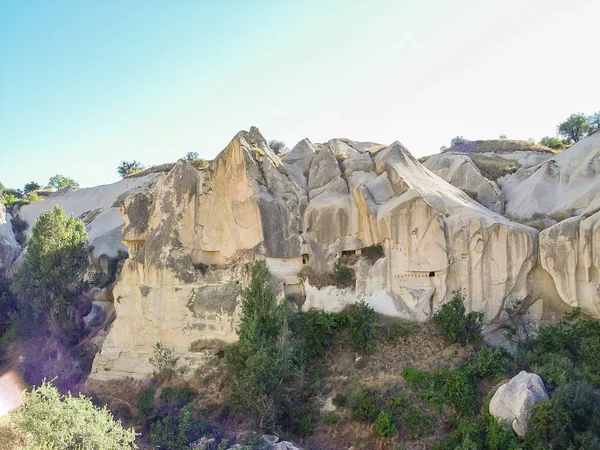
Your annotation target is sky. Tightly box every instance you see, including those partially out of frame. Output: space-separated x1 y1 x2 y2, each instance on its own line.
1 0 598 189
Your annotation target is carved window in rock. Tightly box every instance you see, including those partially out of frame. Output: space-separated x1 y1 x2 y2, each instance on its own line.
302 254 311 265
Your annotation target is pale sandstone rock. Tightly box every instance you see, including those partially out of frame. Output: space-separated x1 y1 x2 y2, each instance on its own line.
91 128 550 380
0 204 20 279
539 211 600 317
424 153 505 213
18 175 160 262
489 371 548 436
503 132 600 220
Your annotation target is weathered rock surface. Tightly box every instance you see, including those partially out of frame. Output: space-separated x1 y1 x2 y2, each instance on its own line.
423 153 505 213
91 128 548 380
503 132 600 220
0 204 20 280
539 210 600 318
18 175 161 263
489 371 548 436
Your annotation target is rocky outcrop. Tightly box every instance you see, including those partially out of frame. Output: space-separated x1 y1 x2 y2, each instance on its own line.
489 371 548 436
91 128 545 380
503 132 600 220
0 204 20 280
423 153 505 213
18 174 161 265
539 211 600 318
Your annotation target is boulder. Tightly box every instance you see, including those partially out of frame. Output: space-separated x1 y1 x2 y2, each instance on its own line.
489 371 548 436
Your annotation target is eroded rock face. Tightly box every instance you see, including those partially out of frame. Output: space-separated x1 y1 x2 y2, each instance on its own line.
91 128 548 380
489 371 548 436
423 153 505 213
503 132 600 220
18 174 161 263
539 211 600 317
0 204 20 280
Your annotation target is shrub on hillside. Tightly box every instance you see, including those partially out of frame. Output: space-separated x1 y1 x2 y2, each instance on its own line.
451 136 468 146
346 300 379 353
12 380 136 449
149 342 179 381
539 136 564 149
333 259 354 287
224 261 298 429
373 411 397 438
150 404 208 450
433 290 483 346
525 382 600 449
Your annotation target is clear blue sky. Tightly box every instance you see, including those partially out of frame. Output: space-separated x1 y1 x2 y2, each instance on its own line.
1 0 598 189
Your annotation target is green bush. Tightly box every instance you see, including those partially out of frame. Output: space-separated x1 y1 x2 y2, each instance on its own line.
346 300 379 353
10 205 90 351
297 309 348 360
12 380 136 449
402 367 430 390
383 321 420 343
519 307 600 387
433 290 483 346
373 411 397 437
484 415 520 450
348 387 381 422
433 368 477 416
466 348 516 381
224 261 298 429
333 259 354 287
150 404 208 450
525 382 600 449
159 386 197 411
539 136 564 149
149 342 179 381
135 386 158 427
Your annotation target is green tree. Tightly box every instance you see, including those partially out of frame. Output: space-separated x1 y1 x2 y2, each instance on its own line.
499 134 507 139
588 111 600 134
12 380 137 449
225 261 298 429
23 181 40 194
183 152 208 169
268 140 285 154
11 205 90 341
117 160 144 178
433 290 483 346
184 151 199 160
557 113 589 143
539 136 564 149
451 136 468 146
48 174 80 190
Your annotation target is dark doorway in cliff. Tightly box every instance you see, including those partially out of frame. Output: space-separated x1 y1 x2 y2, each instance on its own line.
302 254 311 265
429 271 435 277
363 244 385 264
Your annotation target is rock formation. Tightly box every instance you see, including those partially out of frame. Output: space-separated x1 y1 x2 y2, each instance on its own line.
539 211 600 318
90 128 544 379
9 127 597 381
0 203 20 280
18 174 161 267
489 371 548 436
503 132 600 220
423 153 505 213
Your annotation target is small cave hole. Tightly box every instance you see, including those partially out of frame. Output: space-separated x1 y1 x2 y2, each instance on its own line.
429 271 435 277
